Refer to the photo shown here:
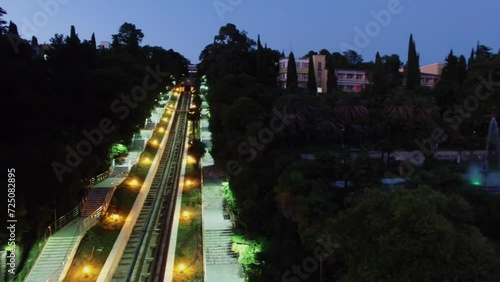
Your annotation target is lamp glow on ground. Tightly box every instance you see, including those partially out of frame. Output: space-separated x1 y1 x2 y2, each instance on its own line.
142 157 152 165
129 179 140 187
150 139 159 146
158 127 165 133
83 266 91 276
186 156 195 164
162 117 168 122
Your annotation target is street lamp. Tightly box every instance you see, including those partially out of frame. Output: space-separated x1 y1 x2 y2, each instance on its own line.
178 263 186 273
182 211 190 220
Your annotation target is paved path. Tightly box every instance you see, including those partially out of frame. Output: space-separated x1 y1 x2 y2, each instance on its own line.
201 113 244 282
24 101 171 282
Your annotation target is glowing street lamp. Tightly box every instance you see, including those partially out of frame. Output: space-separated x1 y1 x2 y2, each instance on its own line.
158 127 165 133
110 214 120 221
162 117 168 122
185 180 192 186
150 139 159 146
182 211 190 219
178 263 186 273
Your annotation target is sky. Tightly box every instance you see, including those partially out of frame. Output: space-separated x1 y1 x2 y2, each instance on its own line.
2 0 500 65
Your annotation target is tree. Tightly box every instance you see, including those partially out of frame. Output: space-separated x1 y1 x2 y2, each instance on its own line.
467 48 475 69
441 50 458 82
112 22 144 57
406 34 420 90
324 187 500 282
326 54 337 94
343 49 363 66
306 55 317 94
0 7 7 35
187 139 206 169
286 51 298 92
8 21 18 35
90 32 96 49
457 55 467 84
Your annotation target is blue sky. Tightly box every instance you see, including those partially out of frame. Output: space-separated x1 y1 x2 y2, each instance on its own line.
2 0 500 65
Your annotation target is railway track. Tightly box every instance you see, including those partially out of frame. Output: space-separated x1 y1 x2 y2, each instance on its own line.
111 90 190 282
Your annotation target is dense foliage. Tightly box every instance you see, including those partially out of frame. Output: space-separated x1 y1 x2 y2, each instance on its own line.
0 6 188 272
199 23 500 281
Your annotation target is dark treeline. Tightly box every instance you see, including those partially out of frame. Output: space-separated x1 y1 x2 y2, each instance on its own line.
199 23 500 281
0 6 188 269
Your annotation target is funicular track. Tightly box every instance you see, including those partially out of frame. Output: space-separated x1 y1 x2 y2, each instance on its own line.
111 90 190 282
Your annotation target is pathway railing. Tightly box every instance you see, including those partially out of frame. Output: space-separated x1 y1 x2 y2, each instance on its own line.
47 204 82 237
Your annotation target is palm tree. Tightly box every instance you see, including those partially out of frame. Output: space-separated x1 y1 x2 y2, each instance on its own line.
311 102 343 143
383 89 414 147
412 95 439 123
334 93 369 148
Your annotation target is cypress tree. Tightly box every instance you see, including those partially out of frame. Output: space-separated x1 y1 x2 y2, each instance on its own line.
31 36 38 47
406 34 420 90
286 51 298 92
457 55 467 84
91 32 96 49
307 55 317 94
326 54 337 94
256 34 265 84
8 21 18 35
68 25 80 45
372 52 385 91
467 48 475 69
441 50 458 82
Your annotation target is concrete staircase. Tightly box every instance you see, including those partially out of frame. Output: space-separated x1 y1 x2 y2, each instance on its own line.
25 236 77 282
204 229 238 265
81 188 113 217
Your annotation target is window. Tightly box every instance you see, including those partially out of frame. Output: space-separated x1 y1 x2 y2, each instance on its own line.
356 74 363 80
346 74 354 79
318 62 322 70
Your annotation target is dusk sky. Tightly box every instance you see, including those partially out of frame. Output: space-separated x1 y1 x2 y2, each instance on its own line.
3 0 500 65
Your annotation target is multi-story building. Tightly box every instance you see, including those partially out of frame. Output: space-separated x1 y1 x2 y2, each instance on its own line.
419 62 444 87
335 69 371 92
279 54 444 92
278 55 327 93
278 55 369 93
400 62 445 88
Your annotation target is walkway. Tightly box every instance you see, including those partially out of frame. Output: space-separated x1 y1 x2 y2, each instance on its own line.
201 107 244 282
25 103 169 282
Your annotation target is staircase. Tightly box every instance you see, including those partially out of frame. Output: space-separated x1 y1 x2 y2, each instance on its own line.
81 188 113 217
204 229 238 265
25 235 78 282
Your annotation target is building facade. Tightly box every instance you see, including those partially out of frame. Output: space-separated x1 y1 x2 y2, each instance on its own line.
278 55 327 93
279 54 444 92
335 69 371 92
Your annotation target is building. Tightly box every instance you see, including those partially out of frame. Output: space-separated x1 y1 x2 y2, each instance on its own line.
278 55 370 93
188 64 197 75
400 62 445 88
419 62 445 87
98 41 111 49
335 69 371 92
278 55 327 92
